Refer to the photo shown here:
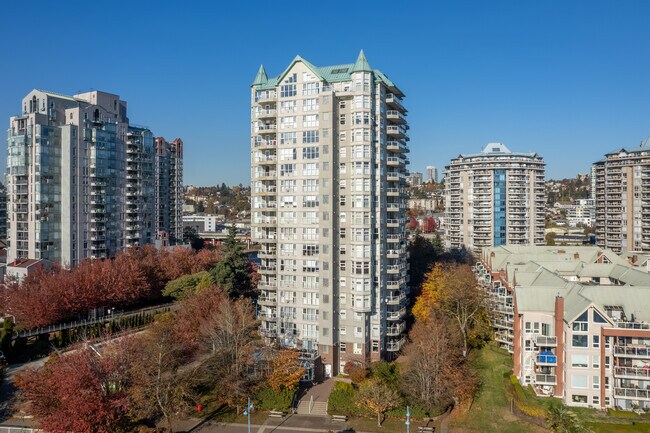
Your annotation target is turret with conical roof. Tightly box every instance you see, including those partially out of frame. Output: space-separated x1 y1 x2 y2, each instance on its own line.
350 49 372 73
252 65 268 86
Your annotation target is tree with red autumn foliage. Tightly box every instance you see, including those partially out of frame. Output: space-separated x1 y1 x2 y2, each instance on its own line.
15 345 131 433
407 216 419 231
421 217 436 233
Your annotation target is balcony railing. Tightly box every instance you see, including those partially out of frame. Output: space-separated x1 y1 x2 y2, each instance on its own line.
614 345 650 358
535 374 557 385
615 366 650 379
614 387 650 400
535 354 558 365
535 335 558 347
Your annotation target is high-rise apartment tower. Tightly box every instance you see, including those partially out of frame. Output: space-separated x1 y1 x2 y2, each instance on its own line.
593 140 650 253
251 51 410 377
6 89 183 267
444 143 545 254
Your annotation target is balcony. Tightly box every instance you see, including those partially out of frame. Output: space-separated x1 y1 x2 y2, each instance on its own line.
386 292 406 305
256 139 277 150
256 154 277 164
615 367 650 379
386 110 406 124
614 387 650 401
386 93 406 112
535 352 558 366
256 124 277 133
614 345 650 359
387 219 401 228
387 337 406 352
535 374 557 385
258 294 277 306
535 335 558 347
387 307 406 321
256 109 277 119
386 140 408 153
387 156 407 168
386 126 408 140
386 321 406 336
258 265 277 274
256 92 277 103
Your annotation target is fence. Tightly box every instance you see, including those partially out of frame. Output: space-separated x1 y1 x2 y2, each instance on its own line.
0 427 42 433
13 303 178 340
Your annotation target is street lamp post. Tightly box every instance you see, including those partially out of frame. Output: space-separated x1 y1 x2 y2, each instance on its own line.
405 405 410 433
243 396 254 433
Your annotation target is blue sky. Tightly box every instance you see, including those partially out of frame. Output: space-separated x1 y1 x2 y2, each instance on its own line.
2 0 649 185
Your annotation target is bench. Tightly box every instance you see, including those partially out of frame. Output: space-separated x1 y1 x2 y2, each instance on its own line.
417 427 434 433
269 410 286 418
331 414 348 422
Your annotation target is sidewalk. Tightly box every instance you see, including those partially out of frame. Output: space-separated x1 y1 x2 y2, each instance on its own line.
194 414 353 433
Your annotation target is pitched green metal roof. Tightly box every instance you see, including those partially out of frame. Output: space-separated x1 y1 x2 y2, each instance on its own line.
253 52 405 96
350 50 372 73
252 65 268 86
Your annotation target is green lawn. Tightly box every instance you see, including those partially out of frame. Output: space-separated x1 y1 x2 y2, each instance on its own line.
451 343 650 433
450 343 548 433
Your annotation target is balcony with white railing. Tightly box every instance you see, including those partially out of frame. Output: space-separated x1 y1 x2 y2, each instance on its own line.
386 110 406 124
614 387 650 401
387 337 406 352
386 321 406 336
615 345 650 359
386 93 406 112
387 307 406 321
535 374 557 385
386 292 406 305
256 109 277 119
535 335 558 347
615 366 650 379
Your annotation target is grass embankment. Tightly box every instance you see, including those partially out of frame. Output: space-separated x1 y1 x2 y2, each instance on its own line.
452 343 650 433
450 343 547 433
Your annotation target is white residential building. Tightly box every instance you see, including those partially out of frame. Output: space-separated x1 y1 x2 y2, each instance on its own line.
251 51 410 378
444 143 545 254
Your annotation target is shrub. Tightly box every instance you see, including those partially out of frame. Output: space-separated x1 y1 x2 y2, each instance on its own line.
328 381 360 416
386 403 431 419
348 365 369 384
255 387 294 411
510 375 527 402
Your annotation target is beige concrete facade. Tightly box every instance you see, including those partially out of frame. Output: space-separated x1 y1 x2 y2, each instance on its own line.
251 53 409 377
593 143 650 253
444 143 545 255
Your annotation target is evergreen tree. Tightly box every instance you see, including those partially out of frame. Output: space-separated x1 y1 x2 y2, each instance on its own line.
210 225 254 297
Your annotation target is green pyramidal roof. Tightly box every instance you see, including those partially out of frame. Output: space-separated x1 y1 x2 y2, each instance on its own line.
350 49 372 73
252 65 268 86
253 51 404 97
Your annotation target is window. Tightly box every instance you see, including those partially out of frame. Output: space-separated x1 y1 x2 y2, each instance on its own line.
372 341 379 352
592 396 599 405
572 311 589 332
303 146 319 159
571 355 589 368
302 82 319 95
593 376 600 390
281 116 296 129
281 84 297 98
340 342 346 352
280 148 296 160
280 132 297 145
592 355 600 369
302 195 319 207
302 179 319 192
571 395 588 404
353 343 362 355
303 98 319 111
303 130 319 143
303 244 319 256
340 310 347 320
339 100 346 109
571 375 588 389
280 164 295 176
303 114 319 128
303 163 319 176
593 310 608 323
340 261 346 271
340 114 346 125
572 335 588 348
280 100 296 112
593 335 600 348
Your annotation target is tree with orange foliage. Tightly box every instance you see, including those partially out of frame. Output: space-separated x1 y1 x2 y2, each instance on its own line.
267 349 306 393
356 378 401 426
411 263 487 357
